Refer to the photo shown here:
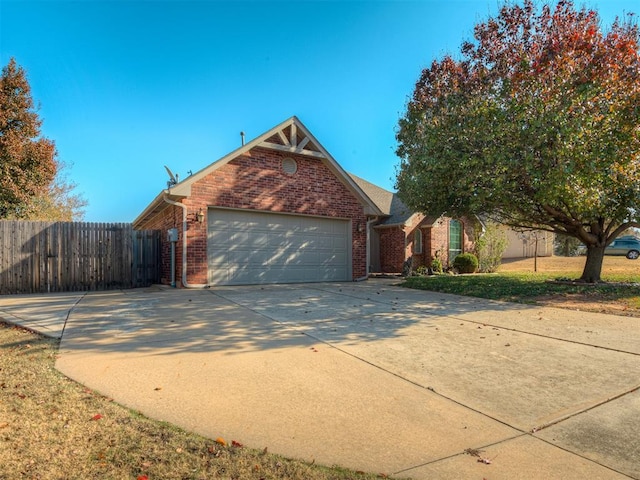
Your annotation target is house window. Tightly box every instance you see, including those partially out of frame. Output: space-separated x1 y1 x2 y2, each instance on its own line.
413 229 422 254
449 219 462 260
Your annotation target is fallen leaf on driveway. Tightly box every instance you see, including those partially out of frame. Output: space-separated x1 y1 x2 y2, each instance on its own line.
464 448 484 457
215 437 227 446
90 414 103 421
466 447 495 465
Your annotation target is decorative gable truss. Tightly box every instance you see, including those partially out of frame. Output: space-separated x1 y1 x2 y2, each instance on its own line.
133 116 382 227
259 122 326 158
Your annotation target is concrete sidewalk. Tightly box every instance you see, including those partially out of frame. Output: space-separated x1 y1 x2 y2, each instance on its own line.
1 280 638 479
0 291 85 338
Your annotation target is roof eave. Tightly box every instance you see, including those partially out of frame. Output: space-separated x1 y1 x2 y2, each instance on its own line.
132 190 185 229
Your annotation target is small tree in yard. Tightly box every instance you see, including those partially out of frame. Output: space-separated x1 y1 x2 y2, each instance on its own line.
396 0 640 283
474 220 508 272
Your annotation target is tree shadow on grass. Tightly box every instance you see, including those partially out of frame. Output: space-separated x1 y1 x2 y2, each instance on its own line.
402 274 640 308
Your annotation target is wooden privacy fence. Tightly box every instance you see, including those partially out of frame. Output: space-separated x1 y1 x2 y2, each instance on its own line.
0 221 161 294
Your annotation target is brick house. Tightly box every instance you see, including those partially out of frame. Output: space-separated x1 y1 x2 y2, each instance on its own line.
133 116 473 286
349 175 475 273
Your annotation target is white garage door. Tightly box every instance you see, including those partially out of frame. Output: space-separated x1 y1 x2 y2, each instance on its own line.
207 209 350 285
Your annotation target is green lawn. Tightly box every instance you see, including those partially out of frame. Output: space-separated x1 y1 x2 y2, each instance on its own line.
402 272 640 308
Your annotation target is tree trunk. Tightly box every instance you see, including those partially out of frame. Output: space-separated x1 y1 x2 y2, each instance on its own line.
580 245 605 283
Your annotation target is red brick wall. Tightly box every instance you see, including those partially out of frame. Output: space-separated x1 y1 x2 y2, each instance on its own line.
462 218 476 254
430 219 450 265
429 217 476 267
405 213 436 270
377 226 405 273
149 147 368 285
374 216 477 273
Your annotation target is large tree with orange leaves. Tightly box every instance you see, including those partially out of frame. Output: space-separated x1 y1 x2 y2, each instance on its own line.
0 58 57 218
396 0 640 282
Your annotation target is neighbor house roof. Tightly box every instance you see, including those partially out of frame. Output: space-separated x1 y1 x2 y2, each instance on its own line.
133 116 383 228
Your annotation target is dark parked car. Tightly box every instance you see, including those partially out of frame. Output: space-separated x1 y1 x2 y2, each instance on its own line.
605 236 640 260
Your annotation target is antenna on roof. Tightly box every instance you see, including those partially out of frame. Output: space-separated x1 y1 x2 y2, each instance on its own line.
164 165 177 188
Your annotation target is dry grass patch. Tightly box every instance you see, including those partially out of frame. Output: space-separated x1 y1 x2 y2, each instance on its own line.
0 323 390 480
497 255 639 277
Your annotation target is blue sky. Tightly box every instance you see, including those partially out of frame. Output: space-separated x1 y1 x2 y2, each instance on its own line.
1 0 637 222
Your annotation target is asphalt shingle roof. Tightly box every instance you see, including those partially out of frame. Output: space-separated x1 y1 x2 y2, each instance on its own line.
348 173 415 226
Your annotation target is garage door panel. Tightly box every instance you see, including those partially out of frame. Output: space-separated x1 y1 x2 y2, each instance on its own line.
334 236 348 248
207 209 350 285
273 251 302 266
321 252 347 265
249 235 270 249
209 251 228 266
208 229 230 246
269 234 288 246
228 231 249 244
227 249 263 265
314 236 334 249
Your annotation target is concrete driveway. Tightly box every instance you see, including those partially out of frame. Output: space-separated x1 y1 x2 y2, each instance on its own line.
2 279 639 479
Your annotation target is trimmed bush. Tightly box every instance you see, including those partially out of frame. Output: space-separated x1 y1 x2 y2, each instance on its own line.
453 253 479 274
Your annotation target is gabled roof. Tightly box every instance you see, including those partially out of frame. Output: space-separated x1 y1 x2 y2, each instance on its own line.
133 116 382 227
348 173 439 227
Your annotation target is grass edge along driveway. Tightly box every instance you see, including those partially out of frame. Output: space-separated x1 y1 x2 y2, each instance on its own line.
402 271 640 316
0 322 396 480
